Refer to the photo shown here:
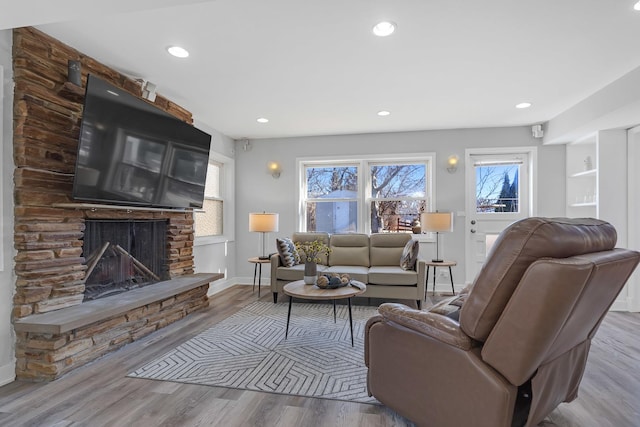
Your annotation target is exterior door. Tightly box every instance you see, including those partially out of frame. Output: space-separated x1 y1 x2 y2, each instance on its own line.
465 148 536 283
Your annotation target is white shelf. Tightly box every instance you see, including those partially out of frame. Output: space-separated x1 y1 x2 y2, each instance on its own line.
569 202 597 207
569 169 597 178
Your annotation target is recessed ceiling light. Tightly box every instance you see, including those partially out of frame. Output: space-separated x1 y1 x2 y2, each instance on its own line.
634 1 640 11
515 102 532 109
377 110 391 116
167 46 189 58
372 21 396 37
257 117 269 123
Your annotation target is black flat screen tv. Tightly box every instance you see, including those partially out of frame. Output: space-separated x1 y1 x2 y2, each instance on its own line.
72 74 212 209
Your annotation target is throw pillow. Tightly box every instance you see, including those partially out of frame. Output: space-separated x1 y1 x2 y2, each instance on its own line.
276 237 300 267
400 239 419 271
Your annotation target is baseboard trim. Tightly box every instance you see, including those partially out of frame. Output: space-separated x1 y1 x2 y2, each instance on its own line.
0 361 15 386
610 299 629 312
207 277 271 297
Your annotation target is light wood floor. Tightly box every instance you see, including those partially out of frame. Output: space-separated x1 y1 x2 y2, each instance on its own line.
0 285 638 427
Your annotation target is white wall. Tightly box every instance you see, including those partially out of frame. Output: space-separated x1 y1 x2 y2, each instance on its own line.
190 121 238 294
234 126 566 287
544 65 640 144
0 29 15 386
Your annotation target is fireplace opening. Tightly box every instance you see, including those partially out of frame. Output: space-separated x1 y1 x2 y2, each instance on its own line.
83 220 168 301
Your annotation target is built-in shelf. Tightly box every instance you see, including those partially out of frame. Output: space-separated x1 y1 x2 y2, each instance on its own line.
566 136 598 217
52 203 192 213
569 202 597 207
569 169 597 178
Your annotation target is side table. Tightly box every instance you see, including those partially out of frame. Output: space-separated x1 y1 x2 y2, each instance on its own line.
425 260 457 298
248 257 271 298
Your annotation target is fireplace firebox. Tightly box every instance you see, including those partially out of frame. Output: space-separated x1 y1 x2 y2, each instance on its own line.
83 220 168 301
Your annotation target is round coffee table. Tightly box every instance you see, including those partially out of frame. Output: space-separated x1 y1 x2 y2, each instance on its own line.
283 279 366 346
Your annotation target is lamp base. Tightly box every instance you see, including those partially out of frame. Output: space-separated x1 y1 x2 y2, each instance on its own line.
431 259 444 263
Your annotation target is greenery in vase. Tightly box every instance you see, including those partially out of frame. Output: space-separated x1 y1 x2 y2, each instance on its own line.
295 240 331 264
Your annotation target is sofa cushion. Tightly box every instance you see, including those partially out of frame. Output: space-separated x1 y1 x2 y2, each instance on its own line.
370 233 411 266
368 266 418 285
329 234 370 267
325 265 369 283
276 237 300 267
460 217 617 342
277 263 329 281
400 239 419 270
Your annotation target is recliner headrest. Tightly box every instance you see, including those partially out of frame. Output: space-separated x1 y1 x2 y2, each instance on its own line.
460 217 616 341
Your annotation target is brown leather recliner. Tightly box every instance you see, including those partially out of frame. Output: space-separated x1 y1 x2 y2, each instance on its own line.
365 217 639 427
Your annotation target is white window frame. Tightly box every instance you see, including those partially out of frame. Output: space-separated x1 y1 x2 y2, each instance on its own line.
194 150 234 246
297 153 435 236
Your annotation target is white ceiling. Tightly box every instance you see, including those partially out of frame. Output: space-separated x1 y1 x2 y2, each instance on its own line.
5 0 640 140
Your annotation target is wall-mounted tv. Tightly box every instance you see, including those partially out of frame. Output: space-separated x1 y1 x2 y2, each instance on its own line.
72 75 212 209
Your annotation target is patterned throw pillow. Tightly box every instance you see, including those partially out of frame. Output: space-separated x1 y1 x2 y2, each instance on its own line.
276 237 301 267
400 239 419 271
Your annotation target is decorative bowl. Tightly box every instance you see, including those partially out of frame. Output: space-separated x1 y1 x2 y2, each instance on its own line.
316 273 351 289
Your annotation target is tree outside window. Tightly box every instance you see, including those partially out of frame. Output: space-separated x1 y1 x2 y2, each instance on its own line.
475 164 520 213
300 156 434 234
369 163 427 233
304 166 358 233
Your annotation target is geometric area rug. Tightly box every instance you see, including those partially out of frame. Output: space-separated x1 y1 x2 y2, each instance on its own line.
128 300 381 404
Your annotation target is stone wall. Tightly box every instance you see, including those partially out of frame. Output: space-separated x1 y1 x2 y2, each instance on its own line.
12 27 196 319
11 27 207 381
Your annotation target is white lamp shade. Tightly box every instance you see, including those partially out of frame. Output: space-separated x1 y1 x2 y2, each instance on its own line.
421 212 454 233
249 213 279 233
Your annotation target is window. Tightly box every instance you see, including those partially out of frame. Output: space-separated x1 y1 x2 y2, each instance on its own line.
304 164 358 233
474 158 521 213
299 155 433 234
194 159 223 237
369 163 428 233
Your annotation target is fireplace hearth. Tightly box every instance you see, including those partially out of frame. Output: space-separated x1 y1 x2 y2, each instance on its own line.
83 220 168 301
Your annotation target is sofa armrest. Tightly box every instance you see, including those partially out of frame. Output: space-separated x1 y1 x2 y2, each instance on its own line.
270 253 281 290
416 259 426 299
377 303 475 350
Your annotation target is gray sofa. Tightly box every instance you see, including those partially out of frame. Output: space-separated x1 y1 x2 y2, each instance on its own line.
270 232 426 308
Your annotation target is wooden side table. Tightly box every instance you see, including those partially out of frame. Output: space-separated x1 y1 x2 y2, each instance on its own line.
248 257 271 298
425 260 457 298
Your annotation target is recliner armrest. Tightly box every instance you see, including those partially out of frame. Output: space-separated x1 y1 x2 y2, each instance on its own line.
377 303 475 350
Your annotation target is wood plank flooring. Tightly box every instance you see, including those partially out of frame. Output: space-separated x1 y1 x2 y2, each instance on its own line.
0 285 638 427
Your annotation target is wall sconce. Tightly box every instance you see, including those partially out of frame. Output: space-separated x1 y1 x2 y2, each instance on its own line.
267 161 281 178
446 155 459 173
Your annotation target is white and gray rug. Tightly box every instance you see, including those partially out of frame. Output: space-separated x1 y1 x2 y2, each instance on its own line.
128 300 380 404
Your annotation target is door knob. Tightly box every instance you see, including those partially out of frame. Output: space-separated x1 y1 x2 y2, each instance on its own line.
471 220 476 225
470 229 476 233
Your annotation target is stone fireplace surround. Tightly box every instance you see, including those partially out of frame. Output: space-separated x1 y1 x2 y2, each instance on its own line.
11 27 221 381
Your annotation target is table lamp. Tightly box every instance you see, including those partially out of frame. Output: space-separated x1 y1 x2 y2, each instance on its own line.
421 211 454 262
249 212 279 259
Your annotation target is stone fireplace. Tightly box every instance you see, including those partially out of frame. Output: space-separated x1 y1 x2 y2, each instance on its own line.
11 27 221 381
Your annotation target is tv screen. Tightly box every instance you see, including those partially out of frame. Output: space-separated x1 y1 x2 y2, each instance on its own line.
72 75 212 209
